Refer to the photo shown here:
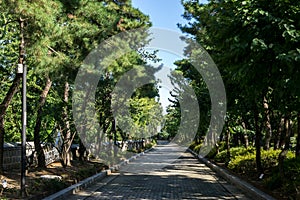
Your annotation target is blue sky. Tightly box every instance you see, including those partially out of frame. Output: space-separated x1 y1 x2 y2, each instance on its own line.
132 0 208 31
132 0 187 31
131 0 208 112
131 0 188 112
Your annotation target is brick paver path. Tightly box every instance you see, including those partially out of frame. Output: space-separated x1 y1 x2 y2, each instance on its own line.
67 143 252 199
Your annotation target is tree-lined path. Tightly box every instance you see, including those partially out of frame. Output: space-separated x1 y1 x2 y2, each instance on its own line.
67 142 252 199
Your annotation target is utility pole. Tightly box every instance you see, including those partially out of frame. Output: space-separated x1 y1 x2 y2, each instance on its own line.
18 17 27 198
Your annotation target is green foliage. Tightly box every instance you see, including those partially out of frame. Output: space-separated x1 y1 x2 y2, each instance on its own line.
42 178 67 191
144 142 154 150
4 99 22 142
265 157 300 199
129 97 163 133
180 0 300 130
201 145 217 159
214 151 231 164
179 3 300 194
216 141 227 153
213 145 298 198
231 147 256 159
188 141 197 150
163 105 181 139
0 0 162 172
0 11 21 142
215 146 255 163
194 143 203 154
264 172 282 192
75 167 98 181
32 178 67 195
191 141 227 158
0 12 19 83
227 153 256 174
227 148 294 174
158 131 170 140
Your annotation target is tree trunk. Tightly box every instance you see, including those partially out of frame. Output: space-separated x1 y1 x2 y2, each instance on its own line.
263 96 272 150
254 106 263 174
232 133 239 147
296 113 300 158
226 128 231 164
0 74 22 173
112 118 118 160
280 117 287 148
79 139 86 161
242 122 249 148
75 78 97 159
60 81 74 167
278 115 291 179
274 118 284 150
33 77 52 168
0 118 5 174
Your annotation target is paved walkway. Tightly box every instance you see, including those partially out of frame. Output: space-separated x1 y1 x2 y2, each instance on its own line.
67 143 252 199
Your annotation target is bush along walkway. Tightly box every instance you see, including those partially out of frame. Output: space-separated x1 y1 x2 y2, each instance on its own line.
198 143 300 199
188 148 276 200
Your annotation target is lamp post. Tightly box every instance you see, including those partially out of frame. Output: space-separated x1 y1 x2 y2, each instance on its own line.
18 17 27 198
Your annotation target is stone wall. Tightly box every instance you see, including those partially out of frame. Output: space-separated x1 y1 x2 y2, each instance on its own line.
44 148 60 165
3 143 59 170
3 146 22 170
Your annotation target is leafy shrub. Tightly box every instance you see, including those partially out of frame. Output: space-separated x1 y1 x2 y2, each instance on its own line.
227 153 256 174
265 157 300 199
151 139 157 145
227 148 295 175
194 143 203 154
189 141 202 153
32 178 67 194
261 149 279 168
145 143 153 150
261 149 294 169
189 141 225 158
214 150 230 163
264 172 282 190
205 146 218 158
230 146 255 158
189 141 198 150
283 157 300 196
76 167 97 180
43 179 67 191
215 146 255 163
206 142 227 158
217 141 227 153
191 144 217 158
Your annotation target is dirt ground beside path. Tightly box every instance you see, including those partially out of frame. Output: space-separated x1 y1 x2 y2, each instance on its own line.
0 160 107 200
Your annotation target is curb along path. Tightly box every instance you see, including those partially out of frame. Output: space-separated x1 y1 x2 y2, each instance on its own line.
61 142 254 200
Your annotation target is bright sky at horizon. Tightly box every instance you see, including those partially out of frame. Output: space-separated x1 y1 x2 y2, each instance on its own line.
131 0 189 112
